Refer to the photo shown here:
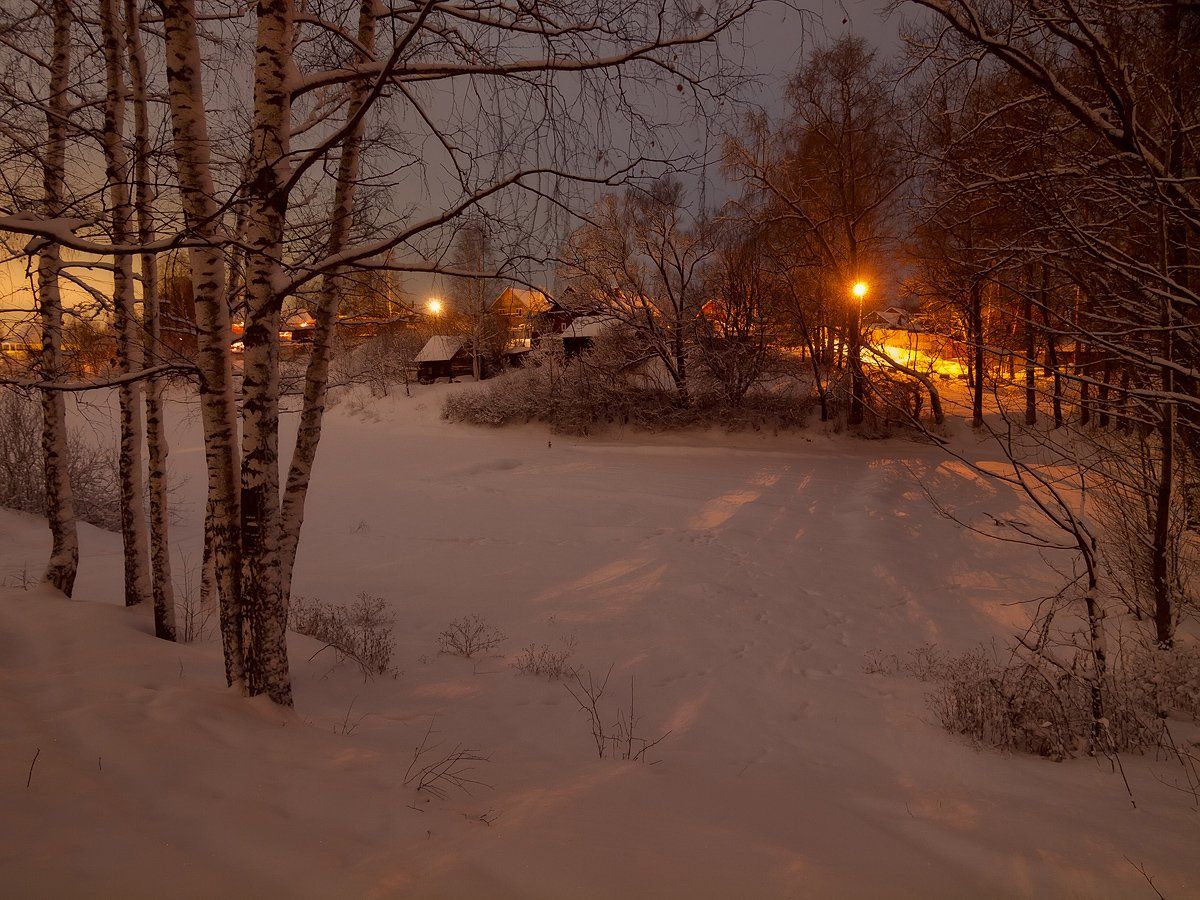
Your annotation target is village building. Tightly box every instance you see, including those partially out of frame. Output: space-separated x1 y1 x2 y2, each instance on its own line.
865 306 965 377
557 314 616 355
415 335 475 383
489 287 572 349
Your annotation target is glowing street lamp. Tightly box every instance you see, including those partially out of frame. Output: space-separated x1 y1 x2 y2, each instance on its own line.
848 279 867 425
427 297 443 317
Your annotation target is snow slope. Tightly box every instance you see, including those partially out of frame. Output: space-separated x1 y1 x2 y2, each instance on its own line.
1 383 1197 898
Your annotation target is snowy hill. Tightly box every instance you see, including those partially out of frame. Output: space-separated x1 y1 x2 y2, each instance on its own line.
1 385 1196 897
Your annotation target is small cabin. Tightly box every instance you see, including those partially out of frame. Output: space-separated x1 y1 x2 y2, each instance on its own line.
415 335 474 383
559 315 615 356
283 310 317 343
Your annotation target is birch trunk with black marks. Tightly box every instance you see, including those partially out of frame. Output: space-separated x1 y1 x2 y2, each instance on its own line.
38 0 79 597
160 0 244 688
101 0 152 609
126 0 175 639
280 0 375 603
238 0 294 704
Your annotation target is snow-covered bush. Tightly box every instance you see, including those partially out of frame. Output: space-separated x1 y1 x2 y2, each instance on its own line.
0 390 121 530
511 636 579 680
327 328 427 399
437 614 506 659
290 592 397 679
913 642 1199 760
442 349 813 436
1120 643 1200 723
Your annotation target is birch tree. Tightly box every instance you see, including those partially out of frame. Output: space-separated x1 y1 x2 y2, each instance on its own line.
36 0 80 596
154 0 758 703
126 0 175 639
99 0 152 609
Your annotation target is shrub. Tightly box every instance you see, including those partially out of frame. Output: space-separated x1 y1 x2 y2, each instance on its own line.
290 592 397 680
442 350 813 436
437 615 506 659
0 390 122 530
511 636 579 680
901 641 1199 760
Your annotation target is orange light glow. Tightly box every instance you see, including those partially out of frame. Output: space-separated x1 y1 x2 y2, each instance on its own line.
427 298 443 315
851 281 868 300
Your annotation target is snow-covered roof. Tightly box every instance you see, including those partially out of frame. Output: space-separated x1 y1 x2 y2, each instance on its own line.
869 307 923 332
284 310 316 329
415 335 465 363
563 315 616 339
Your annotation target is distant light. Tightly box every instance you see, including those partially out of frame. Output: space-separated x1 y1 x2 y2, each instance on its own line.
851 281 868 300
427 298 443 315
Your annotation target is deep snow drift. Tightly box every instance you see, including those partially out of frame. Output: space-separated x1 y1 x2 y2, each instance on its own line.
1 382 1196 897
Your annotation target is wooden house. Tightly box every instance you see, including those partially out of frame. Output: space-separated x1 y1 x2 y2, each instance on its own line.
415 335 475 383
490 287 572 347
558 315 616 355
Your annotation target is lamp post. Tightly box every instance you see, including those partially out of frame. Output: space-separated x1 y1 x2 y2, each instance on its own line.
427 297 443 325
849 280 867 426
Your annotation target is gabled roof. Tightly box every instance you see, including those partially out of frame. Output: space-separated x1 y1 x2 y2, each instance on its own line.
415 335 466 363
284 310 316 329
563 315 616 339
491 287 550 315
868 307 923 332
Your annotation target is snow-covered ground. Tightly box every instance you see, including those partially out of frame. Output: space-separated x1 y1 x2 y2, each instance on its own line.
1 382 1197 897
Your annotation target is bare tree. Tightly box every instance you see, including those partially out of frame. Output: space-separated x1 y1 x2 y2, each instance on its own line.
696 229 780 405
904 0 1198 649
727 35 910 425
446 221 503 380
561 178 715 406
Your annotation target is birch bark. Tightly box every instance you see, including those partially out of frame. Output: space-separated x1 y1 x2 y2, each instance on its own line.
126 0 176 639
38 0 79 597
100 0 153 609
238 0 294 704
159 0 244 687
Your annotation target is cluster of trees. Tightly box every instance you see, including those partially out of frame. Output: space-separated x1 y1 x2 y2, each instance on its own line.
556 5 1196 742
0 0 757 704
902 0 1198 738
558 38 921 423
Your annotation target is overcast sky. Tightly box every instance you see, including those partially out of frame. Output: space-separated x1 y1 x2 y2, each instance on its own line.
0 1 905 323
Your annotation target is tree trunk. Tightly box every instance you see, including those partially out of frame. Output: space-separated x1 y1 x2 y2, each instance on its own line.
160 0 245 689
238 0 294 705
100 0 152 608
848 296 863 425
126 0 175 639
38 0 79 597
1038 271 1063 428
672 320 689 408
970 280 983 427
1023 288 1036 425
1083 586 1109 749
280 0 376 601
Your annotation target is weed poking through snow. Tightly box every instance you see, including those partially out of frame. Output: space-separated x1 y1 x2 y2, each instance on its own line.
565 665 670 762
437 615 507 659
290 592 398 680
